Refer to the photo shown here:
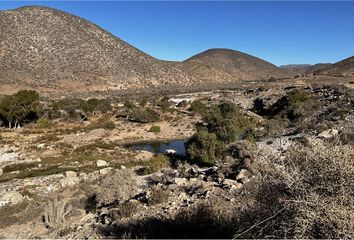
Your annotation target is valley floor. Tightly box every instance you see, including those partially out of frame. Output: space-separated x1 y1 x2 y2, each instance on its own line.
0 79 353 238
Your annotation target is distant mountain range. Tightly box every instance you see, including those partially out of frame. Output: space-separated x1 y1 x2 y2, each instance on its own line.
0 6 353 93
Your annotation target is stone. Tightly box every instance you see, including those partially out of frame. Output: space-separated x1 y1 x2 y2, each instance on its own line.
0 191 24 206
60 177 80 188
96 160 108 167
223 178 239 186
65 171 77 178
174 177 187 186
99 167 114 175
318 129 339 139
79 172 88 178
135 150 154 161
120 165 126 170
236 169 253 184
0 168 3 177
37 143 45 149
165 149 177 154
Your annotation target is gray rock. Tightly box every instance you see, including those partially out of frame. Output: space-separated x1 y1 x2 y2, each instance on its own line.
65 171 77 178
37 143 45 149
0 191 24 206
135 151 154 161
318 129 339 139
223 178 239 186
96 160 108 167
60 177 80 188
99 167 114 175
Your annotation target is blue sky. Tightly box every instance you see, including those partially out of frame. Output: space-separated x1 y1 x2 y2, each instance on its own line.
1 1 354 66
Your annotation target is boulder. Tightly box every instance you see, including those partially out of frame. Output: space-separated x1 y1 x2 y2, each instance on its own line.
0 191 24 206
135 151 154 161
99 167 114 175
65 171 77 178
96 160 108 167
318 129 339 139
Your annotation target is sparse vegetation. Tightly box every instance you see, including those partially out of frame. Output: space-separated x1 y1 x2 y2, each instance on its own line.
81 98 112 113
148 185 170 205
189 100 207 115
144 154 170 174
148 125 161 133
102 120 116 130
37 117 52 128
129 107 160 123
43 197 72 229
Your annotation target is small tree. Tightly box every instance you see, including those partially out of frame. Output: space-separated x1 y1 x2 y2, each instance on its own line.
0 90 40 128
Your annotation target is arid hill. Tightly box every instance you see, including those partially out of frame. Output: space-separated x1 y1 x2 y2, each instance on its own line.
1 6 309 94
316 56 354 77
281 63 331 76
0 6 192 93
168 49 289 83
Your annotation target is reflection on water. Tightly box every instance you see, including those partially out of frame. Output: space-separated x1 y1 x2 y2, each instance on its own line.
125 140 187 156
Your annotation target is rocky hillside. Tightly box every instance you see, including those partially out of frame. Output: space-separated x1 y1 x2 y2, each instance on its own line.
281 63 331 76
316 56 354 77
0 6 192 93
168 49 289 83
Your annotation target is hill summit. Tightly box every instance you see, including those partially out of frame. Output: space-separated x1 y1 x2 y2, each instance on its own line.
0 6 192 92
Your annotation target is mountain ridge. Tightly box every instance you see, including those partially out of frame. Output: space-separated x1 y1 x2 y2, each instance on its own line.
1 6 352 94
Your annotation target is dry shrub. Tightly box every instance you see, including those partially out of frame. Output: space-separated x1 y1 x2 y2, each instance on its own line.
95 170 137 207
147 185 169 205
110 201 139 219
103 199 236 239
0 201 43 228
43 197 72 229
235 139 354 239
279 139 354 239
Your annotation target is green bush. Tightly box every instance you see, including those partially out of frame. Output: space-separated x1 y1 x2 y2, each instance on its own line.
129 108 160 123
186 101 254 165
139 98 148 107
186 129 224 166
81 98 112 113
124 99 134 109
288 90 310 107
37 117 52 128
102 121 116 130
145 154 170 174
149 125 161 133
52 98 83 120
203 101 254 143
158 96 172 112
189 100 207 115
